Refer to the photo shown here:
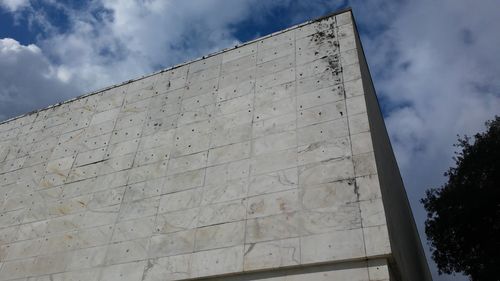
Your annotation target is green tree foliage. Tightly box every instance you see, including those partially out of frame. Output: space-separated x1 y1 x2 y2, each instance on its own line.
421 116 500 281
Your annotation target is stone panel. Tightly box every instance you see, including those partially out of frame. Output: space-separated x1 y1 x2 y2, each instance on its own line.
0 9 418 281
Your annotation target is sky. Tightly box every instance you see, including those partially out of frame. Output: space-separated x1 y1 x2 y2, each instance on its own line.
1 0 499 280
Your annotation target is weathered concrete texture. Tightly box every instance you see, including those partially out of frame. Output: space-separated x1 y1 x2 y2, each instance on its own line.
351 12 433 281
0 9 428 281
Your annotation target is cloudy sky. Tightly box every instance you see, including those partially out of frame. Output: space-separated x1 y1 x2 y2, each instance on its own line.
1 0 499 279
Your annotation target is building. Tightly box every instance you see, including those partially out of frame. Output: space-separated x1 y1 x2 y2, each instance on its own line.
0 8 431 281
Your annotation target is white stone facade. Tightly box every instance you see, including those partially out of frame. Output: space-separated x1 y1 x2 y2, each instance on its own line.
0 10 430 281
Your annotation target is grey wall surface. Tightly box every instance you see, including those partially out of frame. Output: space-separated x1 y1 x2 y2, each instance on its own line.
0 9 425 281
351 12 433 281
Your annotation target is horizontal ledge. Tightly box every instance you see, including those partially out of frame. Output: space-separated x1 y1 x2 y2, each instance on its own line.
180 254 390 281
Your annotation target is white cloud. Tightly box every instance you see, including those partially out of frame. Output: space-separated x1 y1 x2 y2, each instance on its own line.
0 0 340 117
1 0 272 120
360 0 500 209
39 1 300 91
0 0 29 12
0 38 75 120
26 1 272 94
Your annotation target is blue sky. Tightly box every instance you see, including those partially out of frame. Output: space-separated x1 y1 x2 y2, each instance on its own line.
1 0 500 280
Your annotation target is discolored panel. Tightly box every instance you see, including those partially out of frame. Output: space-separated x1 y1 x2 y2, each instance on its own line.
0 9 423 281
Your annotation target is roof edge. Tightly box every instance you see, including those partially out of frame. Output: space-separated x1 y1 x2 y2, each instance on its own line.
0 7 352 126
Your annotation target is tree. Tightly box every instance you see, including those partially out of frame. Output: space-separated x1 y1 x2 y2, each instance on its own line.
421 116 500 281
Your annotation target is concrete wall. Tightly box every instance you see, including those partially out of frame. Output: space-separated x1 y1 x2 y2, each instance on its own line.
350 11 433 281
0 9 424 281
204 258 391 281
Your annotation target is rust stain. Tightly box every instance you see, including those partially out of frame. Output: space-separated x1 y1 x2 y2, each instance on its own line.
83 105 93 111
54 169 66 177
40 179 53 188
278 199 287 211
249 201 264 214
57 205 71 215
